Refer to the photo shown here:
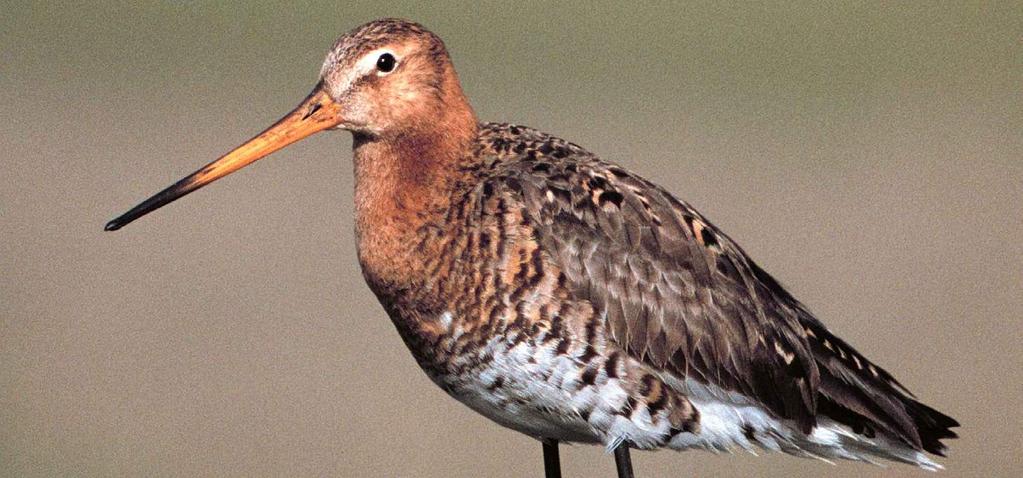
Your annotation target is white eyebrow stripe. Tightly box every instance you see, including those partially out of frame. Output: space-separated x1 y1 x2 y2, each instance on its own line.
326 47 398 95
357 48 398 75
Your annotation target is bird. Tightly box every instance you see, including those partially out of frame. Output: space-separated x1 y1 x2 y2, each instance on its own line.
105 18 958 477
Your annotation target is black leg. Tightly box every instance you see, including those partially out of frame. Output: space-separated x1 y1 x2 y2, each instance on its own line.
542 440 562 478
614 442 634 478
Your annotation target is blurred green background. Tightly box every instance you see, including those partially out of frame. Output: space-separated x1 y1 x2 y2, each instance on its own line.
2 1 1020 476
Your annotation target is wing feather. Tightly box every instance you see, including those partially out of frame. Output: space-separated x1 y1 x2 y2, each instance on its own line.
472 123 957 451
486 150 821 431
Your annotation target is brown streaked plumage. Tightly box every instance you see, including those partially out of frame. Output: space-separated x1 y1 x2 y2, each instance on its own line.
105 18 958 476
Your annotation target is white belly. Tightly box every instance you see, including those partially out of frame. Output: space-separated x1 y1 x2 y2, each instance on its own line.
422 312 942 470
429 332 607 443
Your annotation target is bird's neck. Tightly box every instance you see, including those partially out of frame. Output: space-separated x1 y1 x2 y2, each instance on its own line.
351 104 478 302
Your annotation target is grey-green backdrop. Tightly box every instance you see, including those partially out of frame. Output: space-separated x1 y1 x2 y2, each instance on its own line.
2 2 1020 477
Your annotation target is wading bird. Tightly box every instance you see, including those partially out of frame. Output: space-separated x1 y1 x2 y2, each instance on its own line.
106 18 958 477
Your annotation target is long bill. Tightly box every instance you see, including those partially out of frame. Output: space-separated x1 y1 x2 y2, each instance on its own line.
104 84 342 231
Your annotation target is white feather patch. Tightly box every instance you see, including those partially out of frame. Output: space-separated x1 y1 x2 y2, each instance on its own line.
659 376 943 470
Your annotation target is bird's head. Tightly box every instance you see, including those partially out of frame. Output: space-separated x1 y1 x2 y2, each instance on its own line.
320 19 466 137
105 18 473 231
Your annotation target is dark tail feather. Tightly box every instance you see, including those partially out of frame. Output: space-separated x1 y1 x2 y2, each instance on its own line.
905 398 959 456
746 261 959 456
802 317 959 455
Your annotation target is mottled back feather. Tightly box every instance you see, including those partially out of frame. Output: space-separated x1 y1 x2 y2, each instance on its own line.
471 122 957 454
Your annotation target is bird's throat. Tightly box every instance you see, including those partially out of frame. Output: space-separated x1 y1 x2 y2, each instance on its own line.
351 121 477 298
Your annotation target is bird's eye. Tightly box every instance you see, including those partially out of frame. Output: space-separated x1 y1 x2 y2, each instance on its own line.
376 53 396 73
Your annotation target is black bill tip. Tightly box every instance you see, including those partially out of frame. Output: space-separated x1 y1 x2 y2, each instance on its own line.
102 176 201 232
